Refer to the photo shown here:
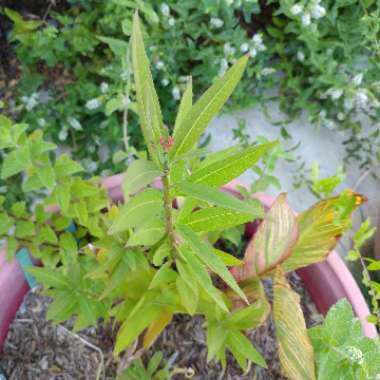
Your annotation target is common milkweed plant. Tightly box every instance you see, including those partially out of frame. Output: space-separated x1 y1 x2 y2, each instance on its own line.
0 13 365 379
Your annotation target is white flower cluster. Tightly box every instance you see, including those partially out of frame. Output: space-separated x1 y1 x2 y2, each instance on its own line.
37 118 46 128
21 93 39 111
172 86 181 101
100 82 109 94
291 0 326 26
345 346 364 365
160 3 175 27
210 17 224 29
86 98 102 110
82 158 98 173
249 34 266 57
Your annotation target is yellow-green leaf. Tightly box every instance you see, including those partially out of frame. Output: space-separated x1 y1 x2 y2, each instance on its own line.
170 55 248 158
189 142 277 188
283 190 366 272
174 77 192 132
143 311 173 349
273 267 316 380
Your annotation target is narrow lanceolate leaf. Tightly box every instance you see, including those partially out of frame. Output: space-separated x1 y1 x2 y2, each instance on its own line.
175 181 263 216
189 142 277 188
178 224 248 304
27 267 69 289
182 206 254 232
143 311 173 349
283 190 366 272
170 55 248 158
178 246 228 312
273 267 316 380
174 77 192 132
122 159 162 199
109 189 163 233
231 193 298 281
132 13 165 160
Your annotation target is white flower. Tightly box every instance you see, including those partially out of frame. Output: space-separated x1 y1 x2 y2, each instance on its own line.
210 17 224 29
311 4 326 19
58 128 68 141
37 118 46 128
168 17 175 26
82 158 98 173
344 97 354 111
324 119 335 129
337 112 345 120
240 43 249 53
86 98 101 110
327 88 343 100
319 109 327 118
352 73 363 86
160 3 170 17
100 82 109 93
21 93 39 111
219 58 229 76
100 120 108 129
172 86 181 101
224 43 236 55
290 4 303 15
161 78 170 87
301 12 311 26
251 33 266 51
249 48 257 58
68 117 82 131
156 60 164 70
372 98 380 108
355 89 368 107
297 51 305 62
261 68 275 76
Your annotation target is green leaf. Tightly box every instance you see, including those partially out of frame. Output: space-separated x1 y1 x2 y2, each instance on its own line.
74 199 88 226
37 161 56 188
174 77 192 132
15 220 35 238
178 224 248 304
182 206 254 232
97 35 129 56
55 154 83 178
27 267 69 289
39 225 58 244
132 13 165 162
273 267 315 380
232 193 298 280
214 249 243 267
1 146 30 179
189 142 277 188
283 191 365 272
6 237 18 260
109 189 164 233
143 311 173 349
175 181 262 216
178 246 228 312
60 232 78 258
105 96 124 116
176 276 198 315
170 55 248 158
56 181 71 212
114 303 161 355
46 290 77 322
148 264 177 289
227 330 267 369
127 218 165 247
122 159 162 199
152 240 170 266
207 322 227 362
73 296 98 331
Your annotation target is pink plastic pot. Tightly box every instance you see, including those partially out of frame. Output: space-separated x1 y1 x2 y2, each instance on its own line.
0 176 376 351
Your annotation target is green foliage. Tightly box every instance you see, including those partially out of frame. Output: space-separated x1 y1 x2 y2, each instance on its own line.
310 299 380 380
0 15 368 380
3 0 380 180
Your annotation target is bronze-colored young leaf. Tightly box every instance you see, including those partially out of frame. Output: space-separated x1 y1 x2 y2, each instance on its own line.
283 190 366 272
170 55 248 159
273 267 316 380
131 12 166 163
143 311 173 349
231 193 298 281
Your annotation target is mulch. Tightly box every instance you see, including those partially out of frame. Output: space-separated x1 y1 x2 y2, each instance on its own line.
0 273 322 380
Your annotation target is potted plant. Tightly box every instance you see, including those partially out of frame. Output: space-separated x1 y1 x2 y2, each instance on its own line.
0 13 378 379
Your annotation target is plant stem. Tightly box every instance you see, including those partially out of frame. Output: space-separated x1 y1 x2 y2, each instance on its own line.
162 167 176 257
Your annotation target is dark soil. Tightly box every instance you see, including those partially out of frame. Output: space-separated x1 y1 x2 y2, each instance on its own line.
0 273 322 380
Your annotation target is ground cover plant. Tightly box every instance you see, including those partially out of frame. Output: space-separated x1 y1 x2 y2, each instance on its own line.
1 0 380 179
1 11 379 380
